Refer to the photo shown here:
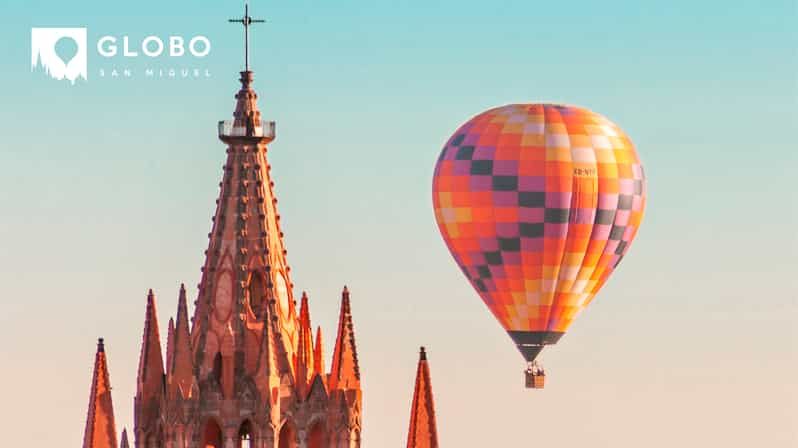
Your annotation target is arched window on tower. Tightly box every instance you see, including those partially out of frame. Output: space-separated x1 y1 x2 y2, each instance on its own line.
212 352 223 385
238 420 253 448
248 272 265 317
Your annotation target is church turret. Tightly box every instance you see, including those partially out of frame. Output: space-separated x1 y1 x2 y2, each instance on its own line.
82 338 118 448
296 291 315 399
327 287 363 447
192 49 299 388
137 290 165 402
134 290 165 446
165 318 175 387
314 326 325 379
329 286 361 392
169 284 196 399
185 39 303 440
119 428 129 448
406 347 439 448
82 4 364 447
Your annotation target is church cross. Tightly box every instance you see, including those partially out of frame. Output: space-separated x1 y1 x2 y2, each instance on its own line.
229 1 266 72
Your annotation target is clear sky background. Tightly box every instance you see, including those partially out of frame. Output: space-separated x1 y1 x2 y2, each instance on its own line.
0 0 796 446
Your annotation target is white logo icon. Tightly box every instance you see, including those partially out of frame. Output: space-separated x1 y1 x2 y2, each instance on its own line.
31 28 88 84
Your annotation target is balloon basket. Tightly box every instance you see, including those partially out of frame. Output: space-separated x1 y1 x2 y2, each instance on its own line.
525 363 545 389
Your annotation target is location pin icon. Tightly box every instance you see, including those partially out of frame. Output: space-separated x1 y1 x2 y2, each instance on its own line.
54 36 79 66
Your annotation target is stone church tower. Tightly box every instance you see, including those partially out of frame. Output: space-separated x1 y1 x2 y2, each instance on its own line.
127 64 362 447
81 5 444 448
406 348 439 448
81 6 362 446
83 339 118 448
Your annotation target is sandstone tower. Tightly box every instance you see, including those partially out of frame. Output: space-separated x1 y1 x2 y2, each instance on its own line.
81 5 362 446
83 339 118 448
81 5 444 447
406 348 438 448
127 69 362 448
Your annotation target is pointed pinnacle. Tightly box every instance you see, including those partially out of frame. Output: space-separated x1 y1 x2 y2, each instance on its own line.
314 326 325 376
177 284 189 321
166 318 175 375
407 346 438 448
83 336 118 448
137 288 164 402
329 287 360 389
120 428 129 448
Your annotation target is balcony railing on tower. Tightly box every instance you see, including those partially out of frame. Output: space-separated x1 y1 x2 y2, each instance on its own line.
218 120 276 139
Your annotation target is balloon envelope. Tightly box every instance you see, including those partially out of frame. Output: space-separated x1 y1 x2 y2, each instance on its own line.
432 104 646 362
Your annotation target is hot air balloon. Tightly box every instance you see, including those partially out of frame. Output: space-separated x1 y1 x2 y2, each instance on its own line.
432 104 646 388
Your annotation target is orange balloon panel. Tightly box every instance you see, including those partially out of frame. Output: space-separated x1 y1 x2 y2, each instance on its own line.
432 104 646 360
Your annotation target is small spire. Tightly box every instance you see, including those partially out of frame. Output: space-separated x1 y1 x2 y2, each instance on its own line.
136 289 164 404
83 338 118 448
313 326 325 377
406 346 439 448
119 428 129 448
170 283 196 399
299 292 312 332
296 291 315 398
329 286 360 391
165 318 175 383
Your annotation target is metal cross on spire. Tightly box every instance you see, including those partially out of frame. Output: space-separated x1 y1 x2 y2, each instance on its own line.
228 1 265 72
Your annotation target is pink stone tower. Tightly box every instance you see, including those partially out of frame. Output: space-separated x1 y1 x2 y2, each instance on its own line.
83 338 118 448
126 65 362 448
81 4 363 446
406 347 439 448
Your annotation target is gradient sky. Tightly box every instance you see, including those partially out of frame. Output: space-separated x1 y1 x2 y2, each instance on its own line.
0 0 796 446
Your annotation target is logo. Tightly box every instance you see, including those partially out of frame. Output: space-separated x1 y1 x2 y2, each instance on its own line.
31 27 212 83
31 28 88 84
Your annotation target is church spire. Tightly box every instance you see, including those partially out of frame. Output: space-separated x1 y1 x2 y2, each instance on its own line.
136 289 164 404
79 5 364 446
329 286 361 391
119 428 129 448
313 325 325 378
83 338 118 448
165 317 175 383
192 9 298 382
170 284 196 399
406 347 439 448
296 291 315 398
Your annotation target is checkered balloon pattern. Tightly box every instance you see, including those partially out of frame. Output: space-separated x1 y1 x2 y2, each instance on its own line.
433 104 646 335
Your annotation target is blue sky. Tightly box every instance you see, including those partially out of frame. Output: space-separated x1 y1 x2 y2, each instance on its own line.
0 0 796 446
